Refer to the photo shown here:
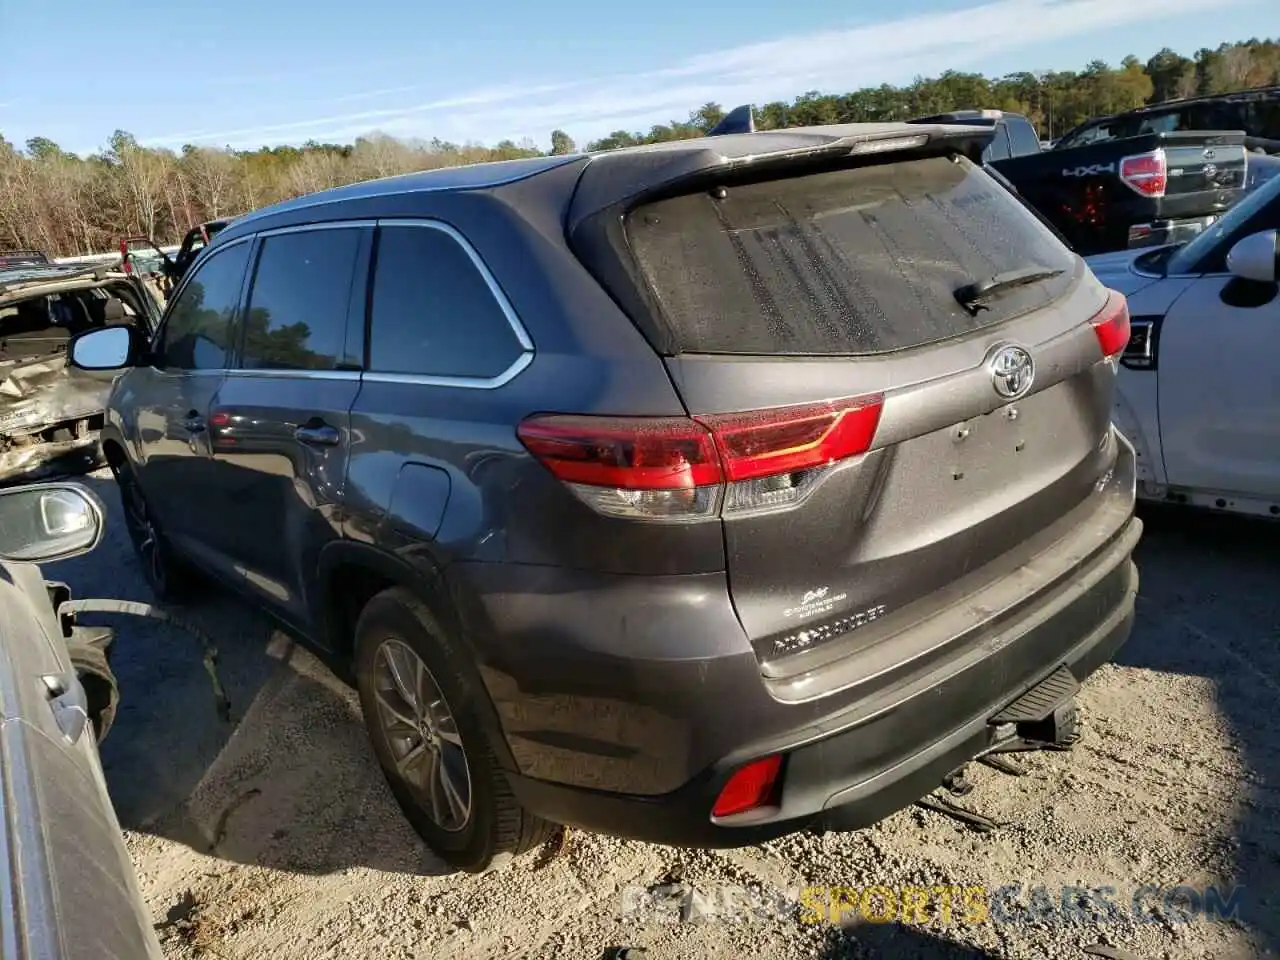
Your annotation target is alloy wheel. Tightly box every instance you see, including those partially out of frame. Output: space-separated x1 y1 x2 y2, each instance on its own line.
117 471 166 591
372 638 472 832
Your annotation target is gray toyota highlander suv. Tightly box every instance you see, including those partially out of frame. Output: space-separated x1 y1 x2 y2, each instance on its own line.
68 121 1141 872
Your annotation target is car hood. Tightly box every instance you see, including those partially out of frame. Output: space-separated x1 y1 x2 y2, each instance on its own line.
1085 248 1169 299
1086 248 1204 316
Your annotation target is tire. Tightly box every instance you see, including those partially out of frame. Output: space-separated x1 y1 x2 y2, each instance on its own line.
111 460 196 603
68 640 118 743
353 587 555 873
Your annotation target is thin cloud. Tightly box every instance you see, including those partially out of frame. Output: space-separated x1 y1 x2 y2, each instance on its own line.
143 82 579 146
139 0 1260 150
332 84 427 104
207 56 429 88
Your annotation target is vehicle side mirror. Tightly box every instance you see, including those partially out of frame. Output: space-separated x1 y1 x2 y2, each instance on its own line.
69 325 144 373
1226 229 1279 284
0 483 105 563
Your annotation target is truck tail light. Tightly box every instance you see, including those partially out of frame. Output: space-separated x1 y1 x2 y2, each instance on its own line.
1090 289 1131 359
517 395 884 521
1119 149 1167 198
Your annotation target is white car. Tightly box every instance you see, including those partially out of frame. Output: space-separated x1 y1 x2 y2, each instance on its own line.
1087 172 1280 519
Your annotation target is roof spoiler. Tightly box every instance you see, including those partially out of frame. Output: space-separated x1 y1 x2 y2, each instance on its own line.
706 104 755 137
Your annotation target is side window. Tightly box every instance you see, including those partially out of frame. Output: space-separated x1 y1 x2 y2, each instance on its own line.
982 125 1012 163
1247 97 1280 137
367 224 525 380
1005 118 1042 157
154 243 250 371
1137 112 1180 135
241 228 362 371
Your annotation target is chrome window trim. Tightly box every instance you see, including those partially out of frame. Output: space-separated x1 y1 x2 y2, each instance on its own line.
255 220 376 237
149 368 228 379
363 351 534 389
223 368 362 382
154 219 538 389
363 218 536 390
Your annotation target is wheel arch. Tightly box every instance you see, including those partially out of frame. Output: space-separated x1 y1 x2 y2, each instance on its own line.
98 424 129 468
314 540 518 772
1111 379 1164 495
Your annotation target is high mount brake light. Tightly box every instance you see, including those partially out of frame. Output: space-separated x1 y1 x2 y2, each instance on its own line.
517 395 884 521
1119 150 1167 198
1090 289 1131 359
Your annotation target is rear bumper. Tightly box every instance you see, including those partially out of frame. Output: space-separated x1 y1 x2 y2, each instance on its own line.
451 433 1141 847
507 564 1135 846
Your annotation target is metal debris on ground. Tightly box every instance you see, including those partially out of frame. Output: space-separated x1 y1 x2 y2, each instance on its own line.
979 754 1028 776
914 794 1001 833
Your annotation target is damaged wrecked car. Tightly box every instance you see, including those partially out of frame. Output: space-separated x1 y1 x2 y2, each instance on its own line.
0 251 160 481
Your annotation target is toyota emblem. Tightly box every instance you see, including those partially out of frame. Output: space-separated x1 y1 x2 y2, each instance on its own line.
988 344 1035 400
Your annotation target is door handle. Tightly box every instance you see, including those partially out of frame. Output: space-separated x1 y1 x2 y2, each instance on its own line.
42 672 88 745
295 422 341 447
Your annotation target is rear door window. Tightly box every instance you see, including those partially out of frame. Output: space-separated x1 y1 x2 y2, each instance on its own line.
240 227 363 371
625 154 1076 356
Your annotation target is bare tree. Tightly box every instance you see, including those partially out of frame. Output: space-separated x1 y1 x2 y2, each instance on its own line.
183 146 239 220
108 130 166 239
1209 46 1255 92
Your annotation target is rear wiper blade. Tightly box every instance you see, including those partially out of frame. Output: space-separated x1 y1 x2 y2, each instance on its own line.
955 266 1064 315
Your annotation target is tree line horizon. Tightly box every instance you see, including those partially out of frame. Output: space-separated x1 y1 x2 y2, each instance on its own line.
2 38 1276 258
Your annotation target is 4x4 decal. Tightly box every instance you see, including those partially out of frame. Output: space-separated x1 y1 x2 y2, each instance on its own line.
1063 163 1117 177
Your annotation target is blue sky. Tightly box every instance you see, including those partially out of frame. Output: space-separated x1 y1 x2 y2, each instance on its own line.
0 0 1274 155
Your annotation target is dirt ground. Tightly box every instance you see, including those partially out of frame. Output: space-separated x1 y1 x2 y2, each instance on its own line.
47 471 1280 960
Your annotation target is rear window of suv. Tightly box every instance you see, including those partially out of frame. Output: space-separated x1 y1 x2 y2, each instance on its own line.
625 153 1075 356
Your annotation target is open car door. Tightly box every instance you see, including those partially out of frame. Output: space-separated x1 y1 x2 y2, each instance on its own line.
171 219 231 281
120 219 233 301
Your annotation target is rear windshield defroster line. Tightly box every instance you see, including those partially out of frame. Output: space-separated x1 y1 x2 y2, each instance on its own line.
624 154 1076 357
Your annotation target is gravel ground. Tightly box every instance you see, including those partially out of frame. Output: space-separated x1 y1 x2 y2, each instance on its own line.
46 470 1280 960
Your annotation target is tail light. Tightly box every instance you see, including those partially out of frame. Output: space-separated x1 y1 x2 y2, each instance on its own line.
517 395 884 521
1119 149 1166 198
119 239 133 275
1090 289 1131 359
712 754 784 818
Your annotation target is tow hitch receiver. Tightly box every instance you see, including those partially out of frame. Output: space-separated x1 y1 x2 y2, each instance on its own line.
914 667 1086 832
986 664 1083 753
